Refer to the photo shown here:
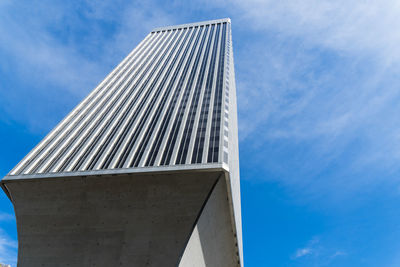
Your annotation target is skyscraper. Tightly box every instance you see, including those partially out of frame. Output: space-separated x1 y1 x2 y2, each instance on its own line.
1 18 243 266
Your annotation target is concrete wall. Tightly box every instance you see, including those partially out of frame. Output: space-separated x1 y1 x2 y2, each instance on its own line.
5 171 222 267
226 25 244 265
179 177 239 267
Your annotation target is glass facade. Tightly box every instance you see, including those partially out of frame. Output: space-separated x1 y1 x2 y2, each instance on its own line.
9 19 233 175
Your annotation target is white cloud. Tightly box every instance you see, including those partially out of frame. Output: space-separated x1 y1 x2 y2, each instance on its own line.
0 229 17 267
227 0 400 63
292 237 346 264
294 247 312 258
292 236 319 259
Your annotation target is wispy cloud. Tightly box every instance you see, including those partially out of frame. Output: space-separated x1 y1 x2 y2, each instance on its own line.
227 0 400 63
294 247 312 258
331 250 346 258
0 0 174 133
179 0 400 200
292 236 319 259
292 237 346 264
225 0 400 152
0 229 17 267
229 0 400 141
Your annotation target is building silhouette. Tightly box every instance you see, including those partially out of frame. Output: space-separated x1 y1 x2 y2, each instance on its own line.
1 18 243 266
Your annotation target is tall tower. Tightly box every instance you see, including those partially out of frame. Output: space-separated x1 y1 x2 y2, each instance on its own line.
1 18 243 266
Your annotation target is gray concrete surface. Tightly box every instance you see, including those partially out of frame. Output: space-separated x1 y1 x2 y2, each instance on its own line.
179 177 239 267
4 170 223 267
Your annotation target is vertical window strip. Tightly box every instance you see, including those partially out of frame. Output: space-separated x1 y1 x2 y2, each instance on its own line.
110 28 187 169
45 31 174 173
89 29 178 170
114 28 189 168
207 23 227 163
223 151 228 164
99 29 182 169
78 31 174 171
128 27 196 167
59 33 166 172
145 26 203 166
12 33 156 175
174 24 215 165
27 32 162 175
160 25 210 165
54 31 168 173
191 23 221 164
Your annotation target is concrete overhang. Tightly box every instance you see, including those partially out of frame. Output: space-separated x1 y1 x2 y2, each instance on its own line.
1 163 241 266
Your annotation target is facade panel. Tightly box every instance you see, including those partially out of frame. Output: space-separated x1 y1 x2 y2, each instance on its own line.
8 21 230 176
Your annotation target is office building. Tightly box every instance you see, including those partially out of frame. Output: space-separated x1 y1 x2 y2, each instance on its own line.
1 18 243 266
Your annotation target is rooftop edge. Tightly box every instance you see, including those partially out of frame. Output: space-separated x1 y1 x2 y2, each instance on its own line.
151 18 231 33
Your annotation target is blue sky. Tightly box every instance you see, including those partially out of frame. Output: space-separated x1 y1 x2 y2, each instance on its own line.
1 0 400 266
